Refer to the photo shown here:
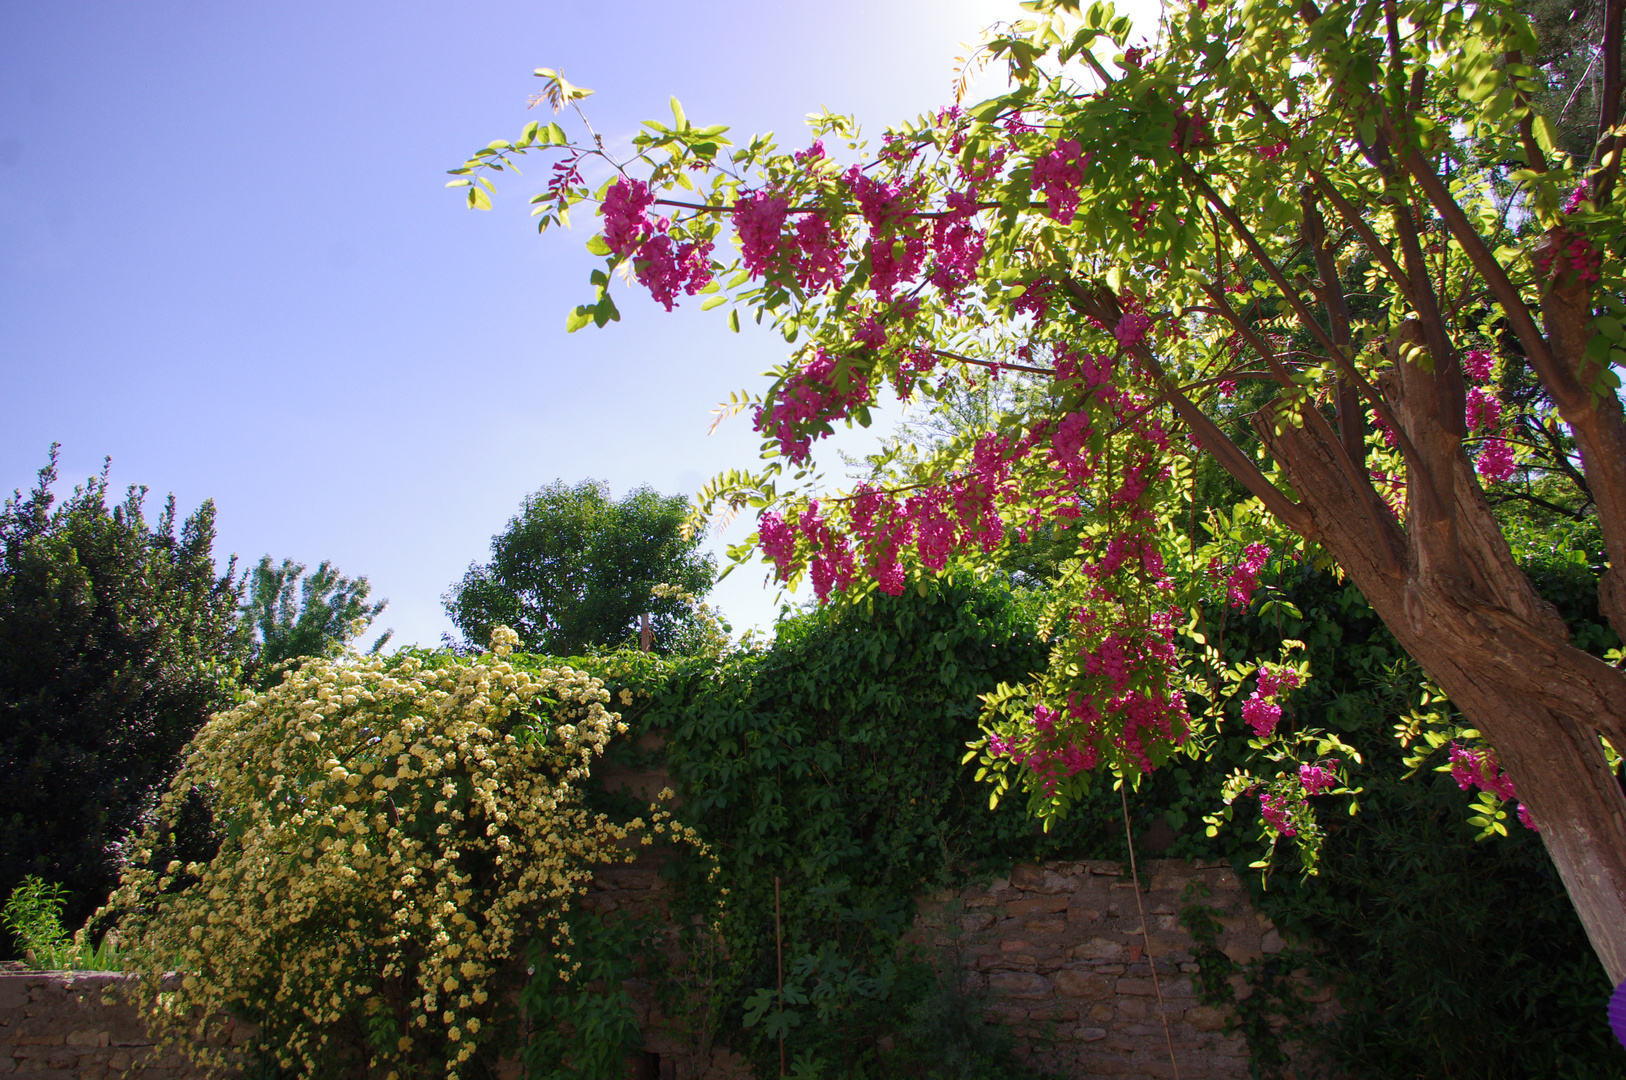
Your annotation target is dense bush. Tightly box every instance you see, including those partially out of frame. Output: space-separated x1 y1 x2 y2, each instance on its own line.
0 448 246 948
103 629 680 1080
585 576 1118 1079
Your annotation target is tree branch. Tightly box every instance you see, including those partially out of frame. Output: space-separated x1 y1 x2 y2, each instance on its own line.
1594 0 1625 205
1186 166 1441 519
1053 272 1317 535
1392 141 1582 409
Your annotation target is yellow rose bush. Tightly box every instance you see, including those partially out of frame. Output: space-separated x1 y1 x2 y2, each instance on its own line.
102 626 654 1080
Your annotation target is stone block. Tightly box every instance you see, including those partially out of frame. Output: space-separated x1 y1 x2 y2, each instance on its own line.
1072 937 1125 961
1022 916 1066 935
1051 970 1112 1000
1010 865 1045 888
1078 1027 1108 1042
987 972 1053 1000
1067 904 1102 923
1116 978 1156 996
64 1031 107 1048
1261 929 1284 954
1117 999 1147 1020
1088 1003 1115 1022
1006 896 1069 916
1033 870 1078 895
959 912 994 933
1185 1005 1230 1032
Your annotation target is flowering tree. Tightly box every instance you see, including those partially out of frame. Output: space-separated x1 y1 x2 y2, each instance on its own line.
453 2 1626 981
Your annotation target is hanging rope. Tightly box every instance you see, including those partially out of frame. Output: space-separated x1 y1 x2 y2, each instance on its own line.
1121 781 1181 1080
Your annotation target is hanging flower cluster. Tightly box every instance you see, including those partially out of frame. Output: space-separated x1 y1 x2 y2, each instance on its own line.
1449 741 1537 831
599 177 712 310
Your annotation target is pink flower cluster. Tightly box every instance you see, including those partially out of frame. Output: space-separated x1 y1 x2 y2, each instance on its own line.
1563 182 1589 215
1298 761 1338 795
1242 663 1299 738
1462 348 1495 382
929 189 987 296
734 191 791 276
1448 742 1537 831
1259 792 1299 837
1031 138 1090 225
602 177 655 257
1477 437 1516 482
637 234 714 310
1114 295 1153 351
599 177 713 310
1465 386 1501 432
1257 140 1289 160
1226 542 1272 608
754 432 1018 600
1536 229 1602 286
753 349 874 462
987 704 1100 795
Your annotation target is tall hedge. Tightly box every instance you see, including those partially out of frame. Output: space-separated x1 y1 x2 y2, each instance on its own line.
0 450 245 943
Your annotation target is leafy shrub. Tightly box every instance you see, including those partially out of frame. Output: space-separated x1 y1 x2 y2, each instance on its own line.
1 875 119 971
102 628 673 1080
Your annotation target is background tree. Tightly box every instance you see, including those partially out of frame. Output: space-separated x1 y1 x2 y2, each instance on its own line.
444 478 716 655
457 0 1626 982
0 447 245 943
240 555 391 688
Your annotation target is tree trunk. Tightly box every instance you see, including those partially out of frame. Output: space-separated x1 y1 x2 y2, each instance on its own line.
1257 396 1626 985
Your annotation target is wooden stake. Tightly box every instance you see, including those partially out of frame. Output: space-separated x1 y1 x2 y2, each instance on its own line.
775 875 786 1077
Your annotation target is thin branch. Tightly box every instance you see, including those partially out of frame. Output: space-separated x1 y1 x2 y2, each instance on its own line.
1199 281 1402 571
1307 171 1413 296
1506 51 1550 174
1487 489 1594 521
1595 0 1625 205
1388 191 1465 435
1303 193 1366 463
1391 141 1578 409
1186 166 1439 516
921 347 1054 377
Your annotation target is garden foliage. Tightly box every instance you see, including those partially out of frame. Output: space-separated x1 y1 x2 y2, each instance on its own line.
575 562 1623 1078
0 447 245 950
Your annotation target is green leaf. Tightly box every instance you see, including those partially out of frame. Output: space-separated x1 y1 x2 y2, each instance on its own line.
566 305 594 332
671 96 688 131
1531 114 1557 154
586 235 612 256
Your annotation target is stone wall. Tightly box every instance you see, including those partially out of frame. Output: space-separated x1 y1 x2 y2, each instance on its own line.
0 966 254 1079
1 859 1331 1080
911 858 1335 1079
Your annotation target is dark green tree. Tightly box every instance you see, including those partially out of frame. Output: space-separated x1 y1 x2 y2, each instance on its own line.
0 447 246 941
444 479 716 656
240 556 391 687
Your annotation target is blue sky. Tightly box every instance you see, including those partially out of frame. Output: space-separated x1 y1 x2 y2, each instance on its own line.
0 0 1155 647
